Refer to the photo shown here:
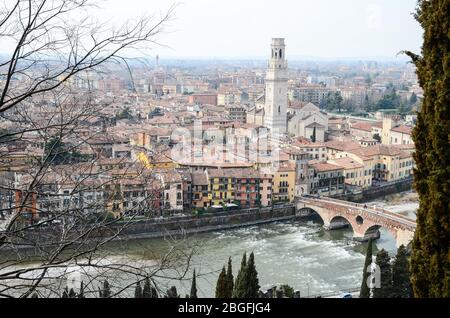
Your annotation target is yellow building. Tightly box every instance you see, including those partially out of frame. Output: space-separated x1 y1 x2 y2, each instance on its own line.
346 145 413 182
136 151 178 170
208 169 235 206
328 157 370 188
332 151 375 188
272 163 296 203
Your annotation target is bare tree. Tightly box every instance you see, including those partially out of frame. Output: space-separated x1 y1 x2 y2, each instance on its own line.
0 0 197 298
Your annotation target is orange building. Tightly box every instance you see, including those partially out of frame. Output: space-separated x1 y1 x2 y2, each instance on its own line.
14 190 38 221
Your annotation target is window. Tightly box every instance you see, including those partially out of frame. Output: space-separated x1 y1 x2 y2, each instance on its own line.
278 105 280 113
279 49 282 59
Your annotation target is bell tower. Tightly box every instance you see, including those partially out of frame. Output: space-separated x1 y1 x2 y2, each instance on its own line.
264 38 288 136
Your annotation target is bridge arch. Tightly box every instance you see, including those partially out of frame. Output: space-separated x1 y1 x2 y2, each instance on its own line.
360 224 383 241
328 215 353 231
297 207 324 225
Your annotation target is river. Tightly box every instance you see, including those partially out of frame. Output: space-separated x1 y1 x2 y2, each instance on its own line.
98 191 418 298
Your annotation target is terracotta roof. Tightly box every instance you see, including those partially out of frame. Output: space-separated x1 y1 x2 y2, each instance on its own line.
282 147 309 156
325 140 362 152
208 168 260 179
350 122 372 132
192 171 209 185
349 144 411 158
391 125 412 135
288 100 309 109
328 157 364 170
277 162 296 172
310 162 344 172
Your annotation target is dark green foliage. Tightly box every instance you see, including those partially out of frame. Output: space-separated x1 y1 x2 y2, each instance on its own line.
360 239 373 298
215 267 228 298
98 279 111 298
409 92 418 105
232 252 247 298
245 252 260 298
373 249 393 298
165 286 179 298
405 0 450 298
232 252 260 298
392 245 413 298
363 94 373 112
279 284 295 298
44 137 90 165
62 286 77 298
225 257 234 298
31 293 39 298
373 133 381 142
116 106 133 120
325 91 343 112
190 269 198 298
143 277 158 298
376 88 401 110
311 126 316 142
62 287 69 298
68 288 76 298
134 281 143 298
78 282 85 298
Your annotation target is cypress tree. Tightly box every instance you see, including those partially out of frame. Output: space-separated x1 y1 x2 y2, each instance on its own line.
143 277 158 298
279 285 295 298
134 281 143 298
215 267 228 298
225 257 234 298
98 279 111 298
151 286 158 298
166 286 179 298
245 252 260 298
392 245 413 298
78 282 85 299
360 239 373 298
373 249 393 298
68 288 76 298
404 0 450 298
62 287 69 298
190 269 198 298
232 252 247 298
409 92 417 106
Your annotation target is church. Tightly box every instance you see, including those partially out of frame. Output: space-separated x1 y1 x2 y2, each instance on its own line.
246 38 328 141
287 101 328 142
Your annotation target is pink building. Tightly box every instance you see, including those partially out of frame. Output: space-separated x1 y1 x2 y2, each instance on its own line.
188 93 218 106
259 173 273 207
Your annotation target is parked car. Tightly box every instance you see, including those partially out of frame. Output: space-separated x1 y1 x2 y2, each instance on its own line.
339 292 352 298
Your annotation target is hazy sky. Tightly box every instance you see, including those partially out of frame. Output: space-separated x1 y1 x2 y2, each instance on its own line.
2 0 423 60
97 0 423 60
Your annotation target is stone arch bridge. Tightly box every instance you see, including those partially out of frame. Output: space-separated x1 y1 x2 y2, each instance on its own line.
295 196 416 248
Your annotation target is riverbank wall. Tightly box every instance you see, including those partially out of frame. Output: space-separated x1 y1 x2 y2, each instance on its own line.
111 205 297 240
4 205 298 248
332 177 413 203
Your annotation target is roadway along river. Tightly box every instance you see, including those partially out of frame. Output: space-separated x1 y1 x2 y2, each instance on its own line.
101 191 418 298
